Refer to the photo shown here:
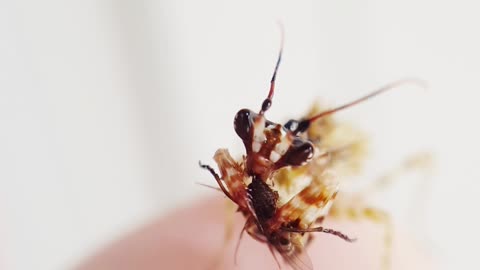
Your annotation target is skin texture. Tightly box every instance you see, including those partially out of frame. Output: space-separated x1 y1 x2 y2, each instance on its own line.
75 196 433 270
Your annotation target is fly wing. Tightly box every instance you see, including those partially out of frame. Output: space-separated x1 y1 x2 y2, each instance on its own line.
273 234 314 270
273 170 339 228
279 247 314 270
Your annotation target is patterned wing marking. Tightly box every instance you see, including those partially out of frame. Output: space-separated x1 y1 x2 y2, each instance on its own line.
213 148 248 208
273 171 339 228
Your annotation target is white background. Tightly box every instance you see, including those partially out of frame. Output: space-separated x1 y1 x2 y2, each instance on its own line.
1 1 478 269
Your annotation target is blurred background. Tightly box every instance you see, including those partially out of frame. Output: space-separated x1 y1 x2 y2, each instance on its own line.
1 1 479 269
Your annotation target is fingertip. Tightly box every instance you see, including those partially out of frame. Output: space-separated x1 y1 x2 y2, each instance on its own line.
76 197 434 270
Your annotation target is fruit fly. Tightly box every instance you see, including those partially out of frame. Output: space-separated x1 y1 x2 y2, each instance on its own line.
199 32 424 270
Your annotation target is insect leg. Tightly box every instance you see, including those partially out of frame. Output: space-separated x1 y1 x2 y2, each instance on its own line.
201 200 237 270
281 226 356 242
196 182 222 192
234 217 249 265
199 161 236 203
241 218 282 270
358 152 432 270
267 244 282 270
363 152 433 194
365 207 393 270
329 197 393 270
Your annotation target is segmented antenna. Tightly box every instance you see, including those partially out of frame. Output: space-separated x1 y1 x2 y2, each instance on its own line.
259 24 285 115
292 78 427 134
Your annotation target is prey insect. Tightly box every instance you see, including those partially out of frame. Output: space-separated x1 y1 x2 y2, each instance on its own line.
199 32 422 270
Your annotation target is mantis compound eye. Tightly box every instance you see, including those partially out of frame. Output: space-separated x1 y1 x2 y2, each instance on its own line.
283 119 299 132
234 109 254 142
282 139 314 166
